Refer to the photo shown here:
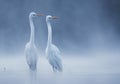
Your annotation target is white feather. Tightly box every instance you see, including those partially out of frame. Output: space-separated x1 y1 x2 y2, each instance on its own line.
45 15 63 72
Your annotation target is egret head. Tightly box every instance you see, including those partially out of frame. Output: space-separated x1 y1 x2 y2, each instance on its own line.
46 15 59 21
29 12 44 18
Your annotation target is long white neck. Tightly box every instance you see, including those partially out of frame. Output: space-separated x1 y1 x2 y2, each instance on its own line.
29 16 35 44
46 19 52 48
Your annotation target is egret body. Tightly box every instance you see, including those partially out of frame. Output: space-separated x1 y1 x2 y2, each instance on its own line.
45 15 63 72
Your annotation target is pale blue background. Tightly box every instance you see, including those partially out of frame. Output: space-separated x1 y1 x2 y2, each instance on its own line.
0 0 120 56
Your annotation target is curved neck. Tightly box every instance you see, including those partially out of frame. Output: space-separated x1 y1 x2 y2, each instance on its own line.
29 16 35 44
46 19 52 47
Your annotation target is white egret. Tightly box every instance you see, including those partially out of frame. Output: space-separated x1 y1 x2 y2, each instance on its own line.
45 15 63 72
25 12 43 84
25 12 43 71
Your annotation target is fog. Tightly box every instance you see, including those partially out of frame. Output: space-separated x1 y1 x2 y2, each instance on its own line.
0 0 120 84
0 56 120 84
0 0 120 56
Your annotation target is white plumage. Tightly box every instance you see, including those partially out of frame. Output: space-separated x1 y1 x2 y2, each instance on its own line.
25 12 39 71
45 15 63 72
24 12 43 84
25 42 38 71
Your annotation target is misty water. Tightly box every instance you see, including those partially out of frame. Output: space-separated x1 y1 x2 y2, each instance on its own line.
0 52 120 84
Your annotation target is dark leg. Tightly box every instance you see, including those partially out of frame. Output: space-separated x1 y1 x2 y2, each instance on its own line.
52 66 56 72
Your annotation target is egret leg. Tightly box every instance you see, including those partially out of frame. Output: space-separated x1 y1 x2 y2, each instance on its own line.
52 66 57 72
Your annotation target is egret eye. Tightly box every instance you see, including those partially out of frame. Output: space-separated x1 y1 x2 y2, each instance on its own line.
33 14 36 17
49 17 52 20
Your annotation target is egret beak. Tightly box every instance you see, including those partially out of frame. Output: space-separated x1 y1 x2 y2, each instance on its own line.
51 16 59 19
36 14 44 16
